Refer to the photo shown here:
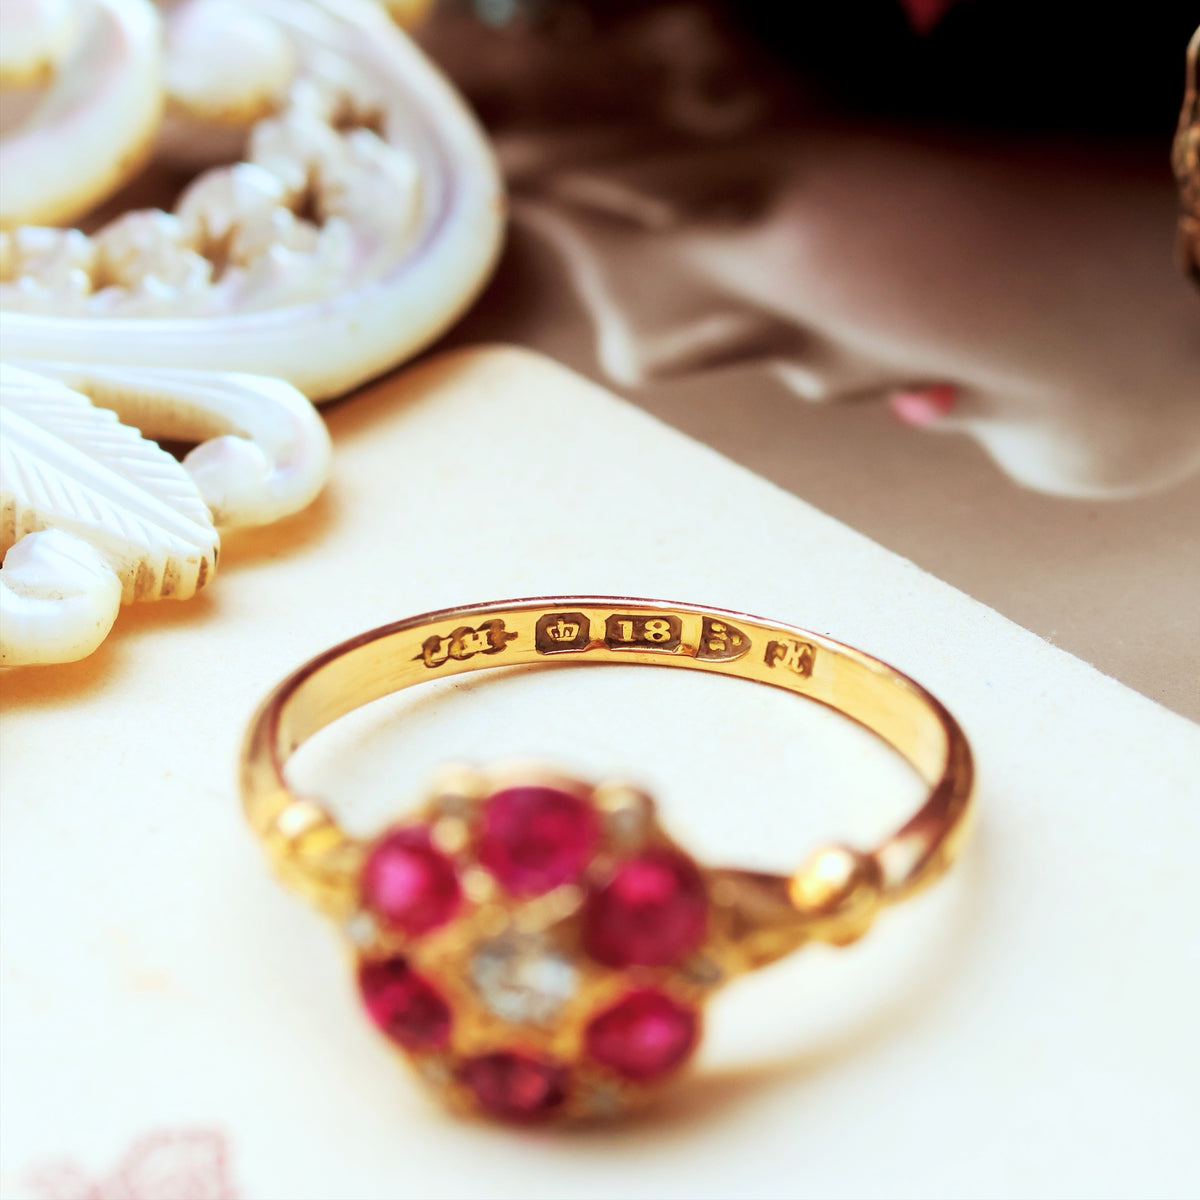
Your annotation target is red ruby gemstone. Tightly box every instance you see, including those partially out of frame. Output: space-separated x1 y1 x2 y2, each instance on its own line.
460 1052 567 1122
585 989 699 1081
479 786 599 896
357 957 452 1050
361 826 461 936
583 848 707 967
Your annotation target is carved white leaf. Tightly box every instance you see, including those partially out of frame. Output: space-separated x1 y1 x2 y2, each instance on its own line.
0 363 218 605
13 358 333 529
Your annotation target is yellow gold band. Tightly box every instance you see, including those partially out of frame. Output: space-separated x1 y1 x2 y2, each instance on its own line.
241 596 974 941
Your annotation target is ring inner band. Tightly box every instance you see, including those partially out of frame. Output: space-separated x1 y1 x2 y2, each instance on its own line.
241 597 974 912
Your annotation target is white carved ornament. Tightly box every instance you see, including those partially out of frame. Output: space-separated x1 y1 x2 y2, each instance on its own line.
0 0 503 400
0 362 330 664
0 0 503 665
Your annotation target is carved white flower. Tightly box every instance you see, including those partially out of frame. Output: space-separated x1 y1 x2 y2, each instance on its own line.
0 0 504 401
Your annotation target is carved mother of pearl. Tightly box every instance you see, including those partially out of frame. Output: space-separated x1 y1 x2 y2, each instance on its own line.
0 360 331 665
0 0 504 401
0 0 499 664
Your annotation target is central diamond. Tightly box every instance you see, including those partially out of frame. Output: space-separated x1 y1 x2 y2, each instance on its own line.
469 931 578 1026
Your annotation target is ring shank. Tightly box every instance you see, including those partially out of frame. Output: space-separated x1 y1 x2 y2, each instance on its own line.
241 598 973 909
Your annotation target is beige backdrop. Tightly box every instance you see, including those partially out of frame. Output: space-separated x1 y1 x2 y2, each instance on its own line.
3 349 1198 1199
441 220 1200 721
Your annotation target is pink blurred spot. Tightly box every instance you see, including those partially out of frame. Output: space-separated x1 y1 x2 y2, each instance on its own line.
888 383 959 427
898 0 960 34
29 1129 239 1200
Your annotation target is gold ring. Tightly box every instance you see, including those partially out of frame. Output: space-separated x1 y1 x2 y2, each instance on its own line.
241 597 975 1123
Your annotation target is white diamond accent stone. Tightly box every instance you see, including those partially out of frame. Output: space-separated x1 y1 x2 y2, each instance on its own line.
470 931 578 1027
345 911 379 948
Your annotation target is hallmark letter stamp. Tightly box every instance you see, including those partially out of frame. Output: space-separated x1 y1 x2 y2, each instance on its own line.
695 617 751 663
416 619 517 669
764 638 815 677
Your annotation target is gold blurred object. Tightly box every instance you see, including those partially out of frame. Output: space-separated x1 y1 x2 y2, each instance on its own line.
1174 26 1200 283
381 0 436 29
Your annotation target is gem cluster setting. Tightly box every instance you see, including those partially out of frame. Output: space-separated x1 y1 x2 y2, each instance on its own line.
347 768 731 1123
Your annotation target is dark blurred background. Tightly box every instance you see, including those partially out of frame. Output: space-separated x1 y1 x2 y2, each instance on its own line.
735 0 1196 135
443 0 1197 138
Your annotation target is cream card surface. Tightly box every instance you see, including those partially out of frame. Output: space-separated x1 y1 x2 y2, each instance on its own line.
2 347 1197 1200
